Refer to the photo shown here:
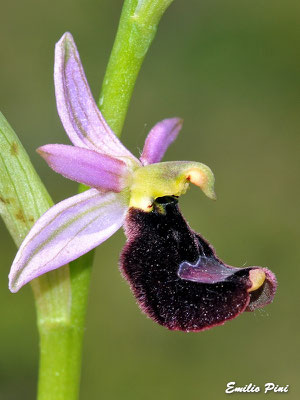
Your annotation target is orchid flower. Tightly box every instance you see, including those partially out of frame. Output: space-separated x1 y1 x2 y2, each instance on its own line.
9 33 276 332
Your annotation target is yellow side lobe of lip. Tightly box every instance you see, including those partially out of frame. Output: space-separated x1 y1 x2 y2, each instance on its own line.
248 269 266 292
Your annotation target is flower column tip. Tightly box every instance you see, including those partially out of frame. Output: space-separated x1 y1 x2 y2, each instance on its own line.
186 167 216 200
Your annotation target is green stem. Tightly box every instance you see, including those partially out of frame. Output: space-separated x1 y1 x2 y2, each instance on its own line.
37 0 174 399
99 0 174 135
37 253 93 400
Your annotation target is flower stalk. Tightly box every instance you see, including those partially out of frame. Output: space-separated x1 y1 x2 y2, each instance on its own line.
37 252 93 400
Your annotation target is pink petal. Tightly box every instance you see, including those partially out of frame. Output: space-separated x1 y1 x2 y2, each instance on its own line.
9 189 128 292
140 118 183 165
37 144 130 192
55 32 139 163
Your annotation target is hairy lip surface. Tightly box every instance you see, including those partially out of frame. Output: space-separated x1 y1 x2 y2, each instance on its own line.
120 197 277 332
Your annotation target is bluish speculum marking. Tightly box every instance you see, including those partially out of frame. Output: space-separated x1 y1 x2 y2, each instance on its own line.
178 256 235 284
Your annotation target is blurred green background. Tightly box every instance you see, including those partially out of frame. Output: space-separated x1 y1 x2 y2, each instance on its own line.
0 0 299 399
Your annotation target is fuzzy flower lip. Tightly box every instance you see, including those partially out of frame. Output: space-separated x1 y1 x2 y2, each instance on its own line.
8 32 215 293
121 197 277 332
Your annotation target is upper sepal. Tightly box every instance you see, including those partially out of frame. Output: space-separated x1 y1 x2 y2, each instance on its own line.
54 32 139 163
120 196 277 332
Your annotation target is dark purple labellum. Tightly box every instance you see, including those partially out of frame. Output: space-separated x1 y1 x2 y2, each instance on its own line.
120 196 277 332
